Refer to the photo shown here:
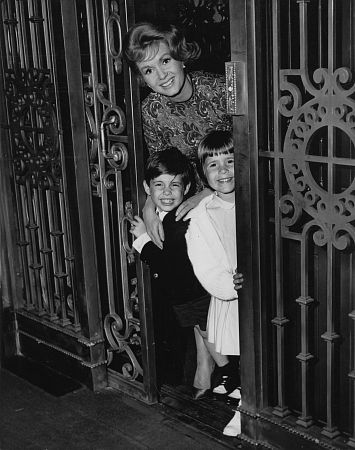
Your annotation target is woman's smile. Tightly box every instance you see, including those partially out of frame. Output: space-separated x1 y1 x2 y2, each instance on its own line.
137 42 192 101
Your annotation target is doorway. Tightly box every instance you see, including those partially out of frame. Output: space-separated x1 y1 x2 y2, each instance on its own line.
129 0 242 437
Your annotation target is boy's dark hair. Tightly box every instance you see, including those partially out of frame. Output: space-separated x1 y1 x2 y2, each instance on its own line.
145 147 195 190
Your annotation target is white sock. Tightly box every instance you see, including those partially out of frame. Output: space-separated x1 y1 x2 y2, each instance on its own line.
222 410 241 436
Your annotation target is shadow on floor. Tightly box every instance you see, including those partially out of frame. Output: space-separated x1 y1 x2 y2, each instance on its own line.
0 364 246 450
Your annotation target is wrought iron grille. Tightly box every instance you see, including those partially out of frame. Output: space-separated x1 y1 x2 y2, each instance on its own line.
0 0 80 331
260 0 355 443
77 0 149 388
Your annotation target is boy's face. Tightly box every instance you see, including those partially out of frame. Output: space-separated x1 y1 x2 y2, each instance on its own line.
143 173 190 212
203 152 235 202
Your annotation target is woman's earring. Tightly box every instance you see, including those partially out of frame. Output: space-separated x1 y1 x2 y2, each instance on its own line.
182 63 186 68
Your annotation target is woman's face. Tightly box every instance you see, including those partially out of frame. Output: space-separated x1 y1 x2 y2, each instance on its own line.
136 41 185 97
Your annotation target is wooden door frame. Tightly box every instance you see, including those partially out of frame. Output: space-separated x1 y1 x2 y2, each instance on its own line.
229 0 268 443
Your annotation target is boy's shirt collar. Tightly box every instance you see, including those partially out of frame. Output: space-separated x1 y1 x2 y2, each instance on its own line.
156 208 168 221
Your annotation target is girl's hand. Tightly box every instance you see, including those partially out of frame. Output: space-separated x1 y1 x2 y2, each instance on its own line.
175 188 212 221
233 271 244 291
143 196 164 249
129 216 146 238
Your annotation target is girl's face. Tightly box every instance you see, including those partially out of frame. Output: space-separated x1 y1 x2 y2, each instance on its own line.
136 41 186 99
203 152 235 203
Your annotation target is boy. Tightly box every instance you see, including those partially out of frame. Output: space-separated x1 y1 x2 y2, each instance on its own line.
130 148 212 393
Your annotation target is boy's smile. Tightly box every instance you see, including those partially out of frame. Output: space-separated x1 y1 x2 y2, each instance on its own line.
143 173 190 212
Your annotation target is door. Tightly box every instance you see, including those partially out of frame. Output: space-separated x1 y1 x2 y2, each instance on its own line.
231 0 355 447
0 0 157 403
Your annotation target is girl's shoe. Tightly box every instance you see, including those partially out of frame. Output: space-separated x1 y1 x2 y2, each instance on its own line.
212 361 240 395
227 387 241 399
213 373 240 395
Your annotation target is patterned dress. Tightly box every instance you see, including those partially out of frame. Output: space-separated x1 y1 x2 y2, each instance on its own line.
141 71 232 162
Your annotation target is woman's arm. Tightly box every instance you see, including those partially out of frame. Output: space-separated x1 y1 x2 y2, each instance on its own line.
175 187 212 221
142 195 164 249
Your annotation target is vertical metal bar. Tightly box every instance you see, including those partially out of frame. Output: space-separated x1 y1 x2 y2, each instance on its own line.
348 254 355 448
34 187 57 320
121 0 158 402
348 3 355 443
320 1 340 438
4 0 19 71
59 191 80 331
46 189 59 312
321 241 340 438
287 0 292 68
86 0 116 313
27 0 42 68
15 184 33 310
14 0 28 69
40 0 52 70
296 228 314 427
294 0 314 428
318 0 323 67
101 0 132 321
328 0 335 74
271 0 291 418
298 0 309 73
60 0 106 389
44 0 78 329
48 190 70 327
25 180 44 315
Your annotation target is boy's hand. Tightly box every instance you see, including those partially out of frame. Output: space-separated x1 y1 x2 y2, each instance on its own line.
233 270 244 291
143 196 164 249
129 216 147 238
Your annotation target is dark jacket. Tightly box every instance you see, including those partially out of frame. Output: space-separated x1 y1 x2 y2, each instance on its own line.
140 208 209 308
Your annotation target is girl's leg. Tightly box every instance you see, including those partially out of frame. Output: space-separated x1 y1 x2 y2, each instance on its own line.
195 326 240 395
193 326 215 389
195 326 229 367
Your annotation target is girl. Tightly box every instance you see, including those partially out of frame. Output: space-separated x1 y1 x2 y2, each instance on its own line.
185 130 242 434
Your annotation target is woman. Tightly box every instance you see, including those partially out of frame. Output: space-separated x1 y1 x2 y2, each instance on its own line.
123 22 232 248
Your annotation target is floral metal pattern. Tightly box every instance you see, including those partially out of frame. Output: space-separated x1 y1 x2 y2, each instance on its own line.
5 68 60 189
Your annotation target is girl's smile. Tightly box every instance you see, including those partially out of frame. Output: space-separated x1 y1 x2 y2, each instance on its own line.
204 152 235 202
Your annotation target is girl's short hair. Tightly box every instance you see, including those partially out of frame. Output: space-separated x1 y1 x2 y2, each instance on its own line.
145 147 195 191
198 130 234 166
197 130 234 184
123 22 200 76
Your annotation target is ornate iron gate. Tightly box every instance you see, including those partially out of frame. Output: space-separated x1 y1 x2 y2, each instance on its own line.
0 0 156 402
234 0 355 447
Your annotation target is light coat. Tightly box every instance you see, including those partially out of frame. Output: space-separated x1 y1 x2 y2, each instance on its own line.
186 194 240 355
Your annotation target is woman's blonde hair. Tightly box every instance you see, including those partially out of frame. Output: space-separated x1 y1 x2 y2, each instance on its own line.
123 22 200 79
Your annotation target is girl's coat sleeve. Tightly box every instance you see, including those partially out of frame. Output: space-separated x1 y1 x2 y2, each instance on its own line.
185 217 237 301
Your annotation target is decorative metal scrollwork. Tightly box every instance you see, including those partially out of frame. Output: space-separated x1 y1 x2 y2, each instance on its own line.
100 115 128 170
279 65 355 249
120 201 135 265
106 0 122 74
5 68 60 189
104 312 143 380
